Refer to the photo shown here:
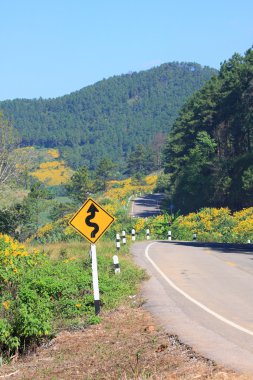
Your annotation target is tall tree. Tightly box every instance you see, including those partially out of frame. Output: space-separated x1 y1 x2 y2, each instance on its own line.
0 113 35 187
95 158 115 191
162 47 253 212
0 112 20 185
66 165 93 203
126 144 156 177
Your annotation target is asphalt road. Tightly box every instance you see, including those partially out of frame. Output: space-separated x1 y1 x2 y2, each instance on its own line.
130 193 165 218
132 241 253 374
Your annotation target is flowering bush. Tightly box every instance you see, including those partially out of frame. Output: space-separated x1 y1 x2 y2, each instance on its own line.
0 236 145 356
30 160 72 186
47 148 60 159
0 234 49 354
232 208 253 242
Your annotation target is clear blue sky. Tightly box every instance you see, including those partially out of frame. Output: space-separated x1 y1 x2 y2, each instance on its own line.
0 0 252 100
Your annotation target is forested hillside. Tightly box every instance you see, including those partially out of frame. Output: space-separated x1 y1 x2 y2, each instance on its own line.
162 47 253 212
0 62 217 169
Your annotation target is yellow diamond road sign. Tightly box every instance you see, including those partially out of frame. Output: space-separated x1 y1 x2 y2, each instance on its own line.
69 198 114 244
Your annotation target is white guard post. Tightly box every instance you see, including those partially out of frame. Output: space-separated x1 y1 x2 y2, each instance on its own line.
113 255 120 274
122 230 126 245
168 230 171 241
146 228 150 240
193 233 197 241
132 228 136 241
91 244 100 315
116 233 120 250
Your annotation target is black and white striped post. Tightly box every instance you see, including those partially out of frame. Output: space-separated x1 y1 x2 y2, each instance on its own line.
113 255 120 274
132 228 136 241
168 230 172 241
146 228 150 240
116 233 120 250
122 230 126 245
91 244 100 315
193 233 197 241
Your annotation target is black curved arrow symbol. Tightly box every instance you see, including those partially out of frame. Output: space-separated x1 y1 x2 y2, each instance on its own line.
85 203 99 238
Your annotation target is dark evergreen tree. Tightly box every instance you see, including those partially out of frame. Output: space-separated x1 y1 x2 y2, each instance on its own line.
162 47 253 212
65 165 93 202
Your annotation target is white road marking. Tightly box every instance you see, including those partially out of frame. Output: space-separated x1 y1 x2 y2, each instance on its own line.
145 242 253 337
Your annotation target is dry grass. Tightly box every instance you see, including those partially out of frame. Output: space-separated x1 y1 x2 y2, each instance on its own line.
0 303 250 380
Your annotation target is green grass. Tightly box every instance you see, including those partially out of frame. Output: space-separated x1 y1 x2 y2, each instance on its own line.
0 239 146 356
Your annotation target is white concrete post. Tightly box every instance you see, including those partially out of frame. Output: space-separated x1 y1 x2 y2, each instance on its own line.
122 230 126 245
116 233 120 250
91 244 100 315
113 255 120 274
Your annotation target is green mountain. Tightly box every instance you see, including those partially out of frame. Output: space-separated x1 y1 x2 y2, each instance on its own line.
162 48 253 212
0 62 217 170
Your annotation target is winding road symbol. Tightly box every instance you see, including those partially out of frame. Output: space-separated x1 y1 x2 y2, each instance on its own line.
85 203 99 238
69 197 114 243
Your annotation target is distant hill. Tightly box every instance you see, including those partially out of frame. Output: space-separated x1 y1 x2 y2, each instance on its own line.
0 62 217 170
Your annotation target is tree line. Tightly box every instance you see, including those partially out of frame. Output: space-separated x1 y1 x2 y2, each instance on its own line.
160 47 253 213
0 62 217 170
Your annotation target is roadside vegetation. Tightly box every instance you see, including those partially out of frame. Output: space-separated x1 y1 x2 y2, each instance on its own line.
0 47 252 378
0 236 146 357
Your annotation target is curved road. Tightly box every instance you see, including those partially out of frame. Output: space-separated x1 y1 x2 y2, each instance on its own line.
130 193 164 218
132 241 253 374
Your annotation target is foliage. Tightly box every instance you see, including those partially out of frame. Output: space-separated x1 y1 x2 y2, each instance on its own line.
0 181 54 241
29 149 72 186
0 236 146 356
94 158 116 191
0 113 36 187
29 174 158 244
162 47 253 212
126 144 157 177
130 205 253 244
65 165 93 202
148 207 253 243
0 63 217 170
30 160 72 186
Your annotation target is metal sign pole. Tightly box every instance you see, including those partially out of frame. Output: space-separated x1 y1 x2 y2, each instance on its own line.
91 243 100 315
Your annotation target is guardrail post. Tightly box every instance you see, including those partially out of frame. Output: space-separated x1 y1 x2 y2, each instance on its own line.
113 255 120 274
116 233 120 250
122 230 126 245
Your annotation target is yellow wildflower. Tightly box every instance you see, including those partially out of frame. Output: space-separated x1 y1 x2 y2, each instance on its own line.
2 300 10 310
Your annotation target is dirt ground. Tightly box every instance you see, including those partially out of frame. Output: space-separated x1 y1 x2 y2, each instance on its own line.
0 302 251 380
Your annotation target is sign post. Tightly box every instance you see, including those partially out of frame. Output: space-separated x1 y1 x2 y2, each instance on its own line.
69 198 114 315
91 244 100 314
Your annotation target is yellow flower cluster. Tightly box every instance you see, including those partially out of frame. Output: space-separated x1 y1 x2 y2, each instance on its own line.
105 175 158 201
232 208 253 237
135 218 146 233
0 233 42 277
145 174 157 186
2 300 11 310
47 148 60 158
30 160 73 185
36 223 53 238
